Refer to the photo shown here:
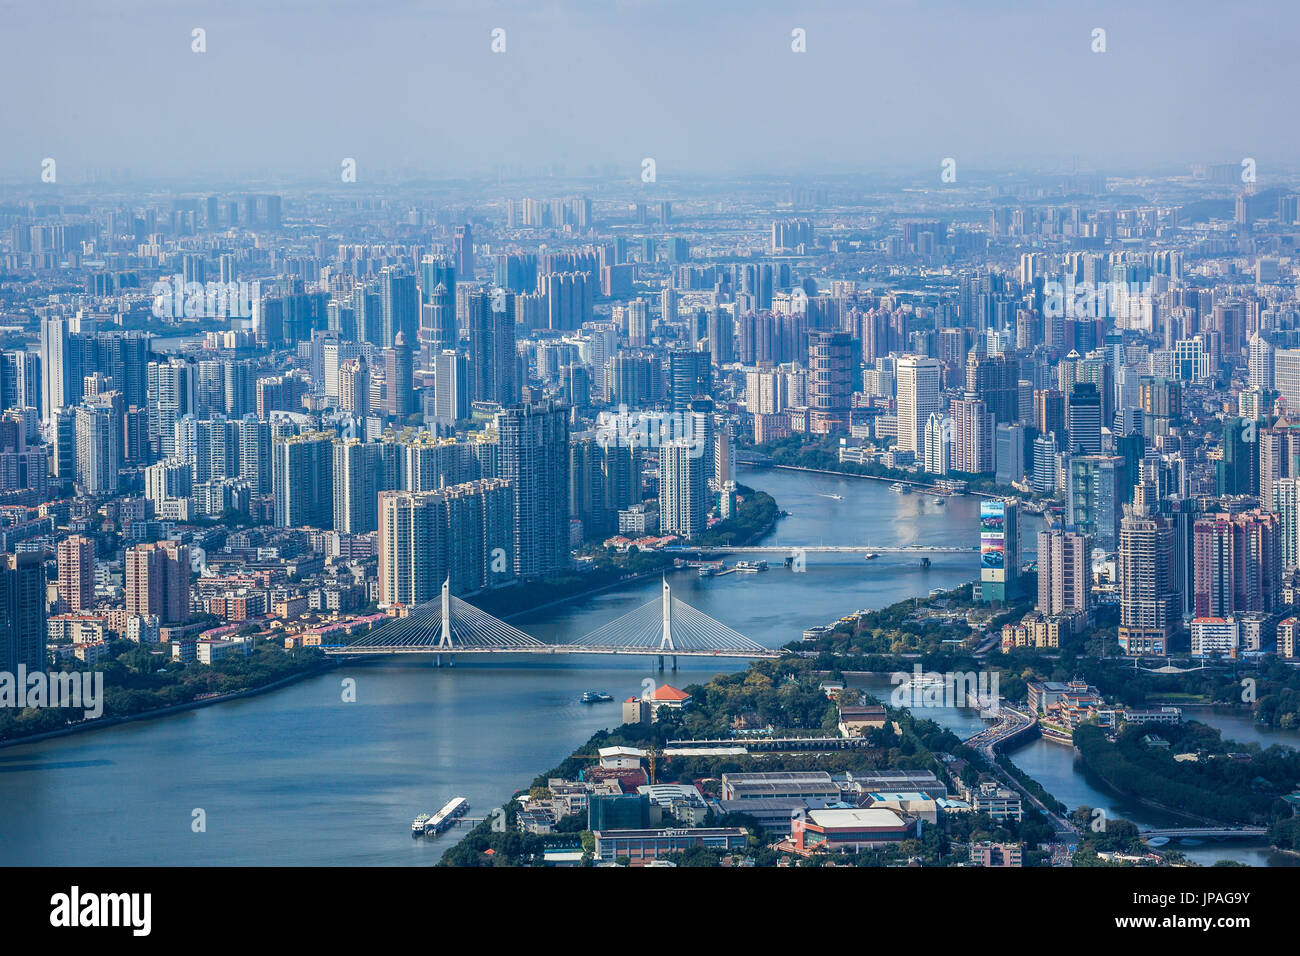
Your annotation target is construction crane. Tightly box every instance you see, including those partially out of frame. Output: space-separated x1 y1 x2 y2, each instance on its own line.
644 743 663 785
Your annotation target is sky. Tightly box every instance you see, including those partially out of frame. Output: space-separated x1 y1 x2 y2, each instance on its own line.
1 0 1296 185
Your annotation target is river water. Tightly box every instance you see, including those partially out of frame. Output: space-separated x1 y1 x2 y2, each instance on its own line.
0 468 1292 865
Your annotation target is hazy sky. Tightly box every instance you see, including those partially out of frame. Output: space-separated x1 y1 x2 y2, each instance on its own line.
2 0 1295 184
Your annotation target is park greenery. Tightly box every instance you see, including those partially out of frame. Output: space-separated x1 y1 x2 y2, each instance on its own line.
0 638 327 743
1073 722 1300 826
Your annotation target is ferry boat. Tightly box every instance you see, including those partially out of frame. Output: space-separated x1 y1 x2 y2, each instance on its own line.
698 565 719 578
734 560 769 572
580 691 613 704
890 482 912 494
411 813 431 836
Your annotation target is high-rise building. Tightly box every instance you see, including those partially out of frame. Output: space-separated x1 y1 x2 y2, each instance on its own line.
923 413 950 475
1193 510 1281 618
497 401 569 577
1067 381 1103 454
951 394 995 474
1274 477 1300 572
1037 526 1091 617
896 354 940 456
995 422 1025 486
332 439 388 534
57 535 95 613
124 541 191 625
1275 348 1300 410
272 431 335 528
467 290 517 406
660 439 707 540
377 480 515 604
0 553 46 675
668 348 712 412
379 266 418 350
1068 454 1127 551
979 498 1021 603
1117 504 1177 656
807 330 854 434
966 352 1019 424
74 400 121 495
432 349 470 423
453 224 475 281
384 332 415 420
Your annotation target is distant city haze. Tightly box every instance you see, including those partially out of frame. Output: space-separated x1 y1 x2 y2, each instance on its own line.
2 0 1296 183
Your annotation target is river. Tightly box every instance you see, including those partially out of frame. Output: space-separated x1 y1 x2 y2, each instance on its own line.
0 467 1291 866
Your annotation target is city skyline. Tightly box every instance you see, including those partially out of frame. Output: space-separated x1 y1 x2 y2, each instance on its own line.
2 0 1299 182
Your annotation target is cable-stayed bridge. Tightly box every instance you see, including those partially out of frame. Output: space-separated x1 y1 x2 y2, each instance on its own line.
322 578 779 669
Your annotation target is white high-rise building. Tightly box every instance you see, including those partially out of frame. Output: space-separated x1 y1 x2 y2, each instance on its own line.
896 354 940 456
923 412 949 475
659 439 707 540
1249 333 1275 392
1276 349 1300 411
1274 477 1300 572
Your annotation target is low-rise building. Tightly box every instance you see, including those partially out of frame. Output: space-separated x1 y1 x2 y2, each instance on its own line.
593 827 747 865
970 841 1022 866
791 807 918 852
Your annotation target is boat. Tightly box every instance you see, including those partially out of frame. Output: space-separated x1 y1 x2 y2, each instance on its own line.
890 482 912 494
818 493 844 500
425 797 470 835
933 497 945 505
411 813 431 836
734 560 768 572
864 552 879 560
580 691 613 703
698 566 717 578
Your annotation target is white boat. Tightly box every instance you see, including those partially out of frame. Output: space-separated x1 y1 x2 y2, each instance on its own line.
819 493 844 500
411 813 431 835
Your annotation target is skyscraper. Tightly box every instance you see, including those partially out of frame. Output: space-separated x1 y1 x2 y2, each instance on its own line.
1193 510 1281 618
497 401 569 577
896 354 940 456
1037 525 1091 617
384 332 415 420
272 431 335 528
660 439 707 540
951 394 995 474
124 541 191 626
467 290 517 406
1118 504 1177 656
0 553 46 676
74 400 121 495
333 439 386 534
453 224 475 281
1067 381 1102 454
807 330 854 434
57 535 95 613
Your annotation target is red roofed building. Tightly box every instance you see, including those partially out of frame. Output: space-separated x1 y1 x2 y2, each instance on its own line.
647 684 692 721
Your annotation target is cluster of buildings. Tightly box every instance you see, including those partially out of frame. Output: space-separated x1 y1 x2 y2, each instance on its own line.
7 169 1300 685
515 751 1025 866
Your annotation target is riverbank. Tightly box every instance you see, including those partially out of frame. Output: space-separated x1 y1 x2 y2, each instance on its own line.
0 659 338 750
